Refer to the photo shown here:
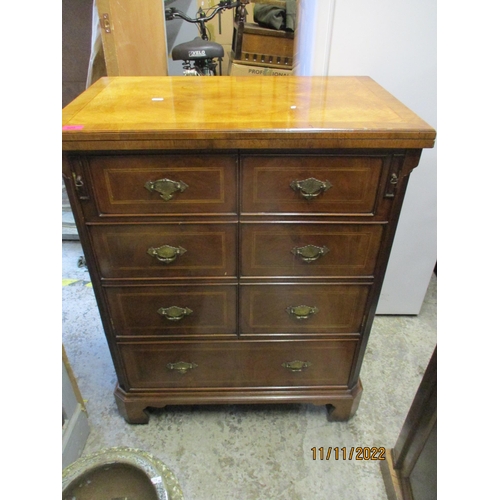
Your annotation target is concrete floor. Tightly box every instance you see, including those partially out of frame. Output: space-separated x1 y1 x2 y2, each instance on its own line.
62 240 437 500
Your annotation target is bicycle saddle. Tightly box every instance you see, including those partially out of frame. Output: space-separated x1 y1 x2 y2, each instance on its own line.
172 37 224 60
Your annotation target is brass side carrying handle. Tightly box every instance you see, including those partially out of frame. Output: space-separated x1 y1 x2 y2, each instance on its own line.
147 244 187 264
157 306 193 321
291 244 329 263
282 360 312 372
144 178 188 201
167 361 198 374
290 177 332 200
286 305 319 319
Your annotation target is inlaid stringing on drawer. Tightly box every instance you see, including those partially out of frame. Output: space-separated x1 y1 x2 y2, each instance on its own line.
240 223 383 278
105 285 237 336
241 155 386 215
239 284 370 334
119 339 358 389
89 223 237 279
85 154 237 216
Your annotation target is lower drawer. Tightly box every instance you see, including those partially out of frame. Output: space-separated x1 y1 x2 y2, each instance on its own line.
240 284 370 334
104 285 237 336
119 339 357 389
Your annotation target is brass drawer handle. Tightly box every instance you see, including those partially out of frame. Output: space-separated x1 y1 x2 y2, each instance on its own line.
157 306 193 321
144 178 188 201
167 361 198 374
286 305 319 319
282 360 312 372
147 244 187 264
290 177 332 200
291 244 329 263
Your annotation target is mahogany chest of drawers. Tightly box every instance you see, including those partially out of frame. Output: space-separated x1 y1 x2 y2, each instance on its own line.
62 76 435 423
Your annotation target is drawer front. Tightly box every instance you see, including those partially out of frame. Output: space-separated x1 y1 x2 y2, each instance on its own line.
89 223 237 279
105 285 237 336
86 154 237 216
240 284 369 334
241 155 385 214
119 339 357 389
241 223 383 277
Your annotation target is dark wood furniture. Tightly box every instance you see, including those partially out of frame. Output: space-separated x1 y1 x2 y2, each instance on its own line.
62 76 436 423
380 347 437 500
231 1 294 69
231 22 294 67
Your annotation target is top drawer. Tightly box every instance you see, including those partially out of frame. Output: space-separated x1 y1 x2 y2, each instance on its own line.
84 154 237 216
241 154 386 215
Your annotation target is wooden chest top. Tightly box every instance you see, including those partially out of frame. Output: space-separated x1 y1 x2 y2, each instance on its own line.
62 76 436 151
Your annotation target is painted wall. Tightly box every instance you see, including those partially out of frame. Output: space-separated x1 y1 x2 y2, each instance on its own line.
296 0 437 314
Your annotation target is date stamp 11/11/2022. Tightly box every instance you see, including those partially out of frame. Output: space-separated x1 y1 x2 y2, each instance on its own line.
311 447 387 461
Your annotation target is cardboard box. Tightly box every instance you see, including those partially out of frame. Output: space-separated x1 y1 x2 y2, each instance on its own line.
229 61 293 76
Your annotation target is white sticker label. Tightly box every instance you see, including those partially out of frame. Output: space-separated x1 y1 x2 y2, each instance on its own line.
189 50 206 57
